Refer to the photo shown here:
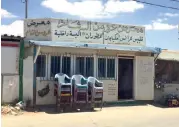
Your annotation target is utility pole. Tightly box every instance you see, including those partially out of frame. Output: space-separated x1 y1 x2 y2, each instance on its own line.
19 0 28 102
21 0 28 18
25 0 28 18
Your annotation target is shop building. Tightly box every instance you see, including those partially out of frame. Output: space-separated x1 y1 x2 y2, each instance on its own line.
1 35 22 103
22 18 161 105
155 50 179 101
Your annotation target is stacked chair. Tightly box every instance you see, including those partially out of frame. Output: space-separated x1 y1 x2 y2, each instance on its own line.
71 75 88 110
87 77 103 110
54 73 104 112
54 73 72 112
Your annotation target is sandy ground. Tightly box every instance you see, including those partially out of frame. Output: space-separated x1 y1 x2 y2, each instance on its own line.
2 105 179 127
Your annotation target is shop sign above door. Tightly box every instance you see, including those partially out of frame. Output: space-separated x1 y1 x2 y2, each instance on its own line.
52 19 146 46
24 18 51 41
24 18 146 46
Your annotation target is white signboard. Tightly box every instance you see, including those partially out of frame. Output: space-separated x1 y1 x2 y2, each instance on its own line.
52 19 146 46
24 18 146 46
24 19 51 41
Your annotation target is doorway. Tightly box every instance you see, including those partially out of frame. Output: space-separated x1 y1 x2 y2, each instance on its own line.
118 58 134 100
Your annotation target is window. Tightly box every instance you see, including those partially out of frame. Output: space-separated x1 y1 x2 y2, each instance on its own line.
86 57 94 77
62 56 71 76
76 57 85 75
98 58 106 78
50 55 71 77
76 56 94 77
36 55 46 77
107 59 115 78
50 56 61 77
98 57 115 79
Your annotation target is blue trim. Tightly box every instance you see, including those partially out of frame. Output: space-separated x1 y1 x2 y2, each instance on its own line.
28 40 161 54
33 46 37 106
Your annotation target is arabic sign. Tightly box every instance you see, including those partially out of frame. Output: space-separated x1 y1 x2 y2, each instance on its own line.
108 84 116 96
52 19 146 46
24 19 51 41
24 18 146 46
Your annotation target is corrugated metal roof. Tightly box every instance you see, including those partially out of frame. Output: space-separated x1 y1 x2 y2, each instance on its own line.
158 50 179 61
1 34 23 42
28 40 161 54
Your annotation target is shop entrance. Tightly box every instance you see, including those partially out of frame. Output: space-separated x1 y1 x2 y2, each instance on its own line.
118 58 134 100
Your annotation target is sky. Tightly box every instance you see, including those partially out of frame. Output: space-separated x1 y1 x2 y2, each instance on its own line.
1 0 179 50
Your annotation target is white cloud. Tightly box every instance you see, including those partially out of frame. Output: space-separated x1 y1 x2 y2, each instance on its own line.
144 22 177 30
144 17 177 31
1 9 17 18
153 18 167 23
41 0 144 19
1 20 24 36
163 13 179 17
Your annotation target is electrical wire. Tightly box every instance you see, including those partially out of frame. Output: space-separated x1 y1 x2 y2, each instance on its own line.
170 0 179 2
132 0 179 10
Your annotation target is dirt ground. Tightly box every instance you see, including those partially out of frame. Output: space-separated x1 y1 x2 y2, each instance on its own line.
2 105 179 127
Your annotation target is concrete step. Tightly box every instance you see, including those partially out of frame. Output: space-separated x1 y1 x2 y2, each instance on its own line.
103 100 153 107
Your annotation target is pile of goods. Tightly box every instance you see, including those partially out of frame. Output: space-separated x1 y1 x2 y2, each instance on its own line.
1 101 25 116
54 73 104 113
165 94 179 107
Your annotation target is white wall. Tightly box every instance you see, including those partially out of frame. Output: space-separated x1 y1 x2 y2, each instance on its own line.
102 80 118 102
2 76 19 103
22 46 156 105
35 79 118 105
23 56 33 104
1 47 19 103
134 56 154 100
1 47 19 74
36 80 56 105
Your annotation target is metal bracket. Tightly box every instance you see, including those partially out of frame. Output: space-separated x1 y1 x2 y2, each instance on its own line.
33 46 41 64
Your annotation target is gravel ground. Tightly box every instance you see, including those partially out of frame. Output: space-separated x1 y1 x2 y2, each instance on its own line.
2 105 179 127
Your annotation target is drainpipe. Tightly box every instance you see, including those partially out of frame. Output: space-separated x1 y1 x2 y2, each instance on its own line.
154 53 160 63
154 48 162 63
33 46 37 107
19 39 24 101
153 49 161 89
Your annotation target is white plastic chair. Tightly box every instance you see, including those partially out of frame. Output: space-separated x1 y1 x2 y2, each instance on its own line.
54 73 72 95
87 77 103 101
71 74 88 103
88 77 103 88
71 74 88 88
55 73 71 84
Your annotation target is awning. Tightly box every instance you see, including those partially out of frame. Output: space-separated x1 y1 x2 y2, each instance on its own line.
158 50 179 61
27 40 161 54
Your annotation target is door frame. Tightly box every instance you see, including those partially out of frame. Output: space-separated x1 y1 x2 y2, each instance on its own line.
117 55 135 100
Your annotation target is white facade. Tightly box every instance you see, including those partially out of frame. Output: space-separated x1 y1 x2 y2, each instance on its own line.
1 47 19 74
1 46 19 103
22 18 157 105
23 46 155 105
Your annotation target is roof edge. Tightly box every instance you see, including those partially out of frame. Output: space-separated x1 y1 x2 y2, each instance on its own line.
27 40 161 54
